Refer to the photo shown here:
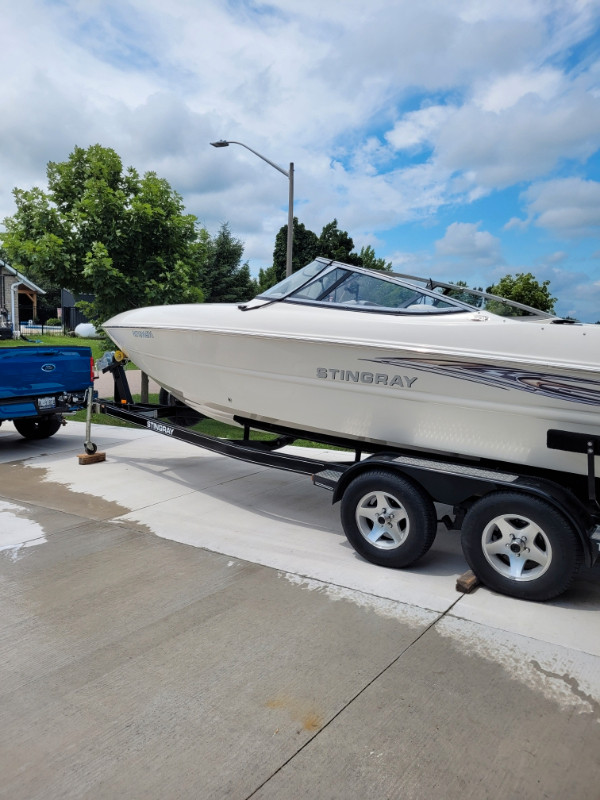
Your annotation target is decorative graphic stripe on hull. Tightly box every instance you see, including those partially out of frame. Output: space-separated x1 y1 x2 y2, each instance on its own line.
364 357 600 407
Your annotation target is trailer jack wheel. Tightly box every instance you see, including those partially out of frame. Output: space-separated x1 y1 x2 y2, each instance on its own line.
341 470 437 568
461 491 582 601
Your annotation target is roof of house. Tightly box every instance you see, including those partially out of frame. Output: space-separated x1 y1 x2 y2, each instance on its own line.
0 260 46 295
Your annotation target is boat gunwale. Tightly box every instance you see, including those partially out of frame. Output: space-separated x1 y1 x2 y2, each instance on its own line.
103 321 600 376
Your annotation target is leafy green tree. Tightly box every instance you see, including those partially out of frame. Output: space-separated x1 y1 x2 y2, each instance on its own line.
257 218 390 293
200 223 255 303
275 218 320 279
317 219 361 265
1 144 208 326
486 273 556 313
444 279 485 306
257 217 392 292
257 217 320 291
358 245 391 272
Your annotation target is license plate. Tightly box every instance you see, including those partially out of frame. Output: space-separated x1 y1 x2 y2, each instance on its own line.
38 396 56 409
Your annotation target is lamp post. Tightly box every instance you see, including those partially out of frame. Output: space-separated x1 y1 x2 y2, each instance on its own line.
210 140 294 277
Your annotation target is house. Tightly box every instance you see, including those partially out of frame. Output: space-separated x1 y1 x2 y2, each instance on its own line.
0 259 46 337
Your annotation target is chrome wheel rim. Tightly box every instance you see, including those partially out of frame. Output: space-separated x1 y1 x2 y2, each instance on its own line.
355 490 409 550
481 514 552 581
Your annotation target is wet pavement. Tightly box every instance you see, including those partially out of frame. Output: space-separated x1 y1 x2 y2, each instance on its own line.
1 416 599 799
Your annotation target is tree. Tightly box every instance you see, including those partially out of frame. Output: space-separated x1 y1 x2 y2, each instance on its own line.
258 217 391 294
257 217 320 292
446 279 484 306
199 223 255 303
317 219 361 265
1 144 208 326
486 273 556 313
274 218 320 279
358 245 391 272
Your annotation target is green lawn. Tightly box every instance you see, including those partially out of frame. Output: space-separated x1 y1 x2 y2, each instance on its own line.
0 334 108 361
0 335 141 369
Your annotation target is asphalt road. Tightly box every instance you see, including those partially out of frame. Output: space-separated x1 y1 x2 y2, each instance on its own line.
1 417 599 799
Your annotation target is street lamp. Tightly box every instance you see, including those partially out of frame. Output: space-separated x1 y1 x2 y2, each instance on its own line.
210 140 294 277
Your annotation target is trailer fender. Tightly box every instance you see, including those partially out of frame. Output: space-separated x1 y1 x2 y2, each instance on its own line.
331 455 506 507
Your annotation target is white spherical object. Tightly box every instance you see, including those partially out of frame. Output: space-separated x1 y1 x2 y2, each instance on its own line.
74 323 100 338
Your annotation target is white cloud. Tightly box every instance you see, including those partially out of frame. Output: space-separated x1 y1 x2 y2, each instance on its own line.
537 264 600 321
520 178 600 237
504 216 530 231
435 222 504 266
0 0 598 326
386 106 452 151
434 78 600 189
475 68 564 112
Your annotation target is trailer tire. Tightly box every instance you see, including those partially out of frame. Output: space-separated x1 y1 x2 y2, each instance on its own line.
341 470 437 568
461 491 582 601
14 414 62 440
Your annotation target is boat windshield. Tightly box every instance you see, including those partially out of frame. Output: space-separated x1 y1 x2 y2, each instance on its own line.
258 258 463 314
391 272 557 319
257 258 559 319
258 260 331 300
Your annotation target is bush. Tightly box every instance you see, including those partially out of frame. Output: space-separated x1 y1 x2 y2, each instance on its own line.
45 318 61 326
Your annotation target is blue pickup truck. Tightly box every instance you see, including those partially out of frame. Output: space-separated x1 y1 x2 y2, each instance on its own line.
0 346 93 439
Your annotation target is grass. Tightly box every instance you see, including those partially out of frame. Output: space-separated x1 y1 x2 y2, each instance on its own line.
0 334 108 361
0 334 139 368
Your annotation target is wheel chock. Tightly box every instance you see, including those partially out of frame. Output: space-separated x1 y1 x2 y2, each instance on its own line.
456 570 480 594
78 451 106 465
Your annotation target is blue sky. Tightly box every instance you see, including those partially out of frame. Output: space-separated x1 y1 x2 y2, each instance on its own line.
1 0 600 318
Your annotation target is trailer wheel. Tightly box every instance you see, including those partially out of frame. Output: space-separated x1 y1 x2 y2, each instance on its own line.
84 442 98 455
341 470 437 568
13 414 62 440
461 492 582 601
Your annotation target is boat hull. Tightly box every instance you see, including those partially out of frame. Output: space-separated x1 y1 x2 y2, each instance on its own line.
103 304 600 478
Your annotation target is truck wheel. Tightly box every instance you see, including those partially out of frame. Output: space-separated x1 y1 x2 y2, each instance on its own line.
461 492 582 601
341 470 437 568
14 415 62 440
158 388 204 427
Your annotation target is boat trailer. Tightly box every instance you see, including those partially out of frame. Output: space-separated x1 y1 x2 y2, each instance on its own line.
85 353 600 603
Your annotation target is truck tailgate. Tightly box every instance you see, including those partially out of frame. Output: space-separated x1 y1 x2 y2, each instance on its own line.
0 346 93 399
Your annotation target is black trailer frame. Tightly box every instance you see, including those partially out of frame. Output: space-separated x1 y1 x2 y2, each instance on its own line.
88 356 600 602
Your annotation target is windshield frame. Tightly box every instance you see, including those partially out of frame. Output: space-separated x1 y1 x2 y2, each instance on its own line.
255 257 561 319
258 258 473 316
388 271 558 320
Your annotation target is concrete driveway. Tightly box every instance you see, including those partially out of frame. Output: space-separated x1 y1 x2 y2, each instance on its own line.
1 416 599 799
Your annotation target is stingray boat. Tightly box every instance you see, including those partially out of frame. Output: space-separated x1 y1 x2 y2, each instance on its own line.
103 257 600 478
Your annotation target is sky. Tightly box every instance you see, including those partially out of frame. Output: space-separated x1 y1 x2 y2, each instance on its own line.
1 0 600 319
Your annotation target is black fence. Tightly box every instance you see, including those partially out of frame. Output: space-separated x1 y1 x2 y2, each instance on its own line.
18 323 65 338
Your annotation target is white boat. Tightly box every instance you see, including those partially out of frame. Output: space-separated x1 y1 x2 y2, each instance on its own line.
103 257 600 478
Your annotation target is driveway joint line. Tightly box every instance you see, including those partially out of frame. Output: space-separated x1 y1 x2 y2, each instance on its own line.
244 592 465 799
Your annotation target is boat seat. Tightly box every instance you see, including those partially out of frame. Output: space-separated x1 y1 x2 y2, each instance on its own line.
403 304 439 313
